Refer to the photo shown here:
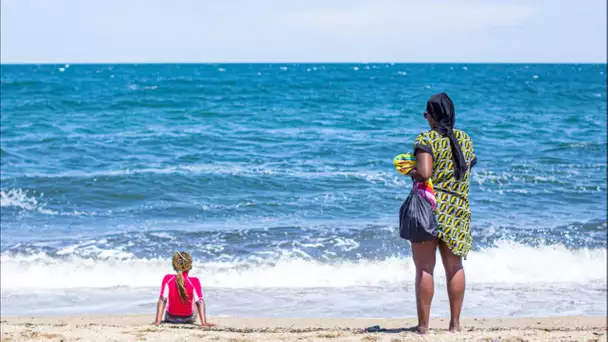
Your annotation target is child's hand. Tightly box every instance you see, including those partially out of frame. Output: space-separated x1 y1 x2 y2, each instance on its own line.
201 322 216 327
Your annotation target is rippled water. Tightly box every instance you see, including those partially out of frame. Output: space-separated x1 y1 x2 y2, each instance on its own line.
1 63 606 317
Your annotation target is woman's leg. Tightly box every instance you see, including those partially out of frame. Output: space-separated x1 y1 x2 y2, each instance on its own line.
411 239 438 333
438 242 465 332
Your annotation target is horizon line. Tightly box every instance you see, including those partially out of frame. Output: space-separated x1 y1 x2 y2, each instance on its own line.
1 61 607 66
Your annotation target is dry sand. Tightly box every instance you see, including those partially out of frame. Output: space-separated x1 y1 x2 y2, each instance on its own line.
1 315 606 341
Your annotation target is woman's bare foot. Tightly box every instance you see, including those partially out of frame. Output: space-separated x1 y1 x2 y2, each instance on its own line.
448 321 461 333
416 325 429 334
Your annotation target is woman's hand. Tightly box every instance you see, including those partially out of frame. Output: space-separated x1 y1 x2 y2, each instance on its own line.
409 168 419 180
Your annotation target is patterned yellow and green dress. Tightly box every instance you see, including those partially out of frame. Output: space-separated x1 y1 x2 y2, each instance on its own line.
414 129 477 258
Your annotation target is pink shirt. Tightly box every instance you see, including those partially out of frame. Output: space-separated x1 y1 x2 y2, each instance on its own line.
159 272 203 316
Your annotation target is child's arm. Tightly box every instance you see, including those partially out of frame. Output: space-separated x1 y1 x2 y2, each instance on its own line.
196 299 215 327
154 297 166 326
154 275 170 326
192 278 214 327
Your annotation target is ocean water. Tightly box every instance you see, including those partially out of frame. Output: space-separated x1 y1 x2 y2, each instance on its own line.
1 63 606 318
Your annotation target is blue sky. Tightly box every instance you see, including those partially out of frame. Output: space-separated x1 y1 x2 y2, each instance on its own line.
1 0 606 63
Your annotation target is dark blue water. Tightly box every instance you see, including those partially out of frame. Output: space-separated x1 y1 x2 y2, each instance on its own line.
1 63 606 317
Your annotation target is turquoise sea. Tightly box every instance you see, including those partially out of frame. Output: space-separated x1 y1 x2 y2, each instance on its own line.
1 63 606 317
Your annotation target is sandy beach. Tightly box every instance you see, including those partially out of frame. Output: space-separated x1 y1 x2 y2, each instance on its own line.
1 315 606 341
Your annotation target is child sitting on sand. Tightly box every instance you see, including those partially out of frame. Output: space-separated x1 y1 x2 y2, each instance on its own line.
154 251 215 327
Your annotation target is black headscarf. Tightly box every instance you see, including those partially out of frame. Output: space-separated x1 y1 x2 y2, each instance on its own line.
426 92 467 180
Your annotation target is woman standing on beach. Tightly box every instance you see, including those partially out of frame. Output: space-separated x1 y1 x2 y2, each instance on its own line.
408 93 477 333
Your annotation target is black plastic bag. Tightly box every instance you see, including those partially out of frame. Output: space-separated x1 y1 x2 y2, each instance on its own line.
399 189 438 242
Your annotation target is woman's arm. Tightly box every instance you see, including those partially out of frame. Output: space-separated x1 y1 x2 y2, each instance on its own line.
154 297 166 326
196 299 215 327
410 150 433 181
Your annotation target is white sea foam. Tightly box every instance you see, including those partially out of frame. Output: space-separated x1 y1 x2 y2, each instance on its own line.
1 189 38 210
1 242 605 291
0 189 96 216
0 189 56 214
